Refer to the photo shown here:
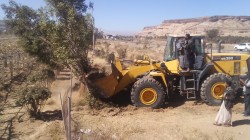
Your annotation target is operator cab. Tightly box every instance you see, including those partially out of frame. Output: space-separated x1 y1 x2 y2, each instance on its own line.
163 35 206 70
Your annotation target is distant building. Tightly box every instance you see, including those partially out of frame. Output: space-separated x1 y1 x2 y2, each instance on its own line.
104 34 117 40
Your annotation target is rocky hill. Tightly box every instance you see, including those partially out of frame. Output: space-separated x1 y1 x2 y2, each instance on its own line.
137 16 250 37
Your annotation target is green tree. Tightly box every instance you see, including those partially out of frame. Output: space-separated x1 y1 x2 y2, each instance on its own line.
206 29 219 42
1 0 93 78
1 0 95 115
16 64 55 117
16 86 52 116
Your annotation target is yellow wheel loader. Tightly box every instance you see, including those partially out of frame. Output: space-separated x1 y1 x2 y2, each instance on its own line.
91 35 250 108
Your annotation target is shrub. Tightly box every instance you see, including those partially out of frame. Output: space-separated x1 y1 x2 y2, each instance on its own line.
15 66 55 117
27 68 55 88
143 44 148 49
117 48 127 59
135 54 145 60
16 86 51 116
94 49 106 58
106 52 115 63
103 41 111 55
142 39 150 49
217 36 250 44
206 29 219 42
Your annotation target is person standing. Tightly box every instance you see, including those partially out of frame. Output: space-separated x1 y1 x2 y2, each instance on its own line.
183 34 195 72
240 73 250 116
214 81 235 127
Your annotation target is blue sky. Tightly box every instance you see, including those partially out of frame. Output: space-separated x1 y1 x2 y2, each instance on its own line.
1 0 250 35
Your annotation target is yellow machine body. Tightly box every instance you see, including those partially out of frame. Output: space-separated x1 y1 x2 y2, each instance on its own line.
92 35 250 107
94 53 250 97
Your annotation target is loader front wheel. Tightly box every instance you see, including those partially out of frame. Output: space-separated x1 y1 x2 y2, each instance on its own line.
131 77 165 108
200 73 232 106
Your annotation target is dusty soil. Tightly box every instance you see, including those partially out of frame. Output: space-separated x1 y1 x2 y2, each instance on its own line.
72 102 250 140
1 39 250 140
1 69 250 140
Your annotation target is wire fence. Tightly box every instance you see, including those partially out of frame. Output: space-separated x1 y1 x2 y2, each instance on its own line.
59 69 72 140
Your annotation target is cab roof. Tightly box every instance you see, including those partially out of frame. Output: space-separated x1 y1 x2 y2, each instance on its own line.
168 34 205 38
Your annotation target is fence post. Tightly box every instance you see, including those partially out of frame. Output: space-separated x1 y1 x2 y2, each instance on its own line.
10 58 13 80
68 96 71 140
0 60 3 83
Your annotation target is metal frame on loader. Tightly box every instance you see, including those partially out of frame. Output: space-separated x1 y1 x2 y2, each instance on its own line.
93 35 250 108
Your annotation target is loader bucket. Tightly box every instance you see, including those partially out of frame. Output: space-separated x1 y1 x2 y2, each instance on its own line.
93 74 119 98
90 59 123 98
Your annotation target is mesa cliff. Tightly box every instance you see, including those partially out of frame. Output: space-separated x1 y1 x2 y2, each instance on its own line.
137 16 250 37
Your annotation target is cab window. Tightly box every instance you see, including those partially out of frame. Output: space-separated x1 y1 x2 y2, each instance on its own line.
193 38 204 55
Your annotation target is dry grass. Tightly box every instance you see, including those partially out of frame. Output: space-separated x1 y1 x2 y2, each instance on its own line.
46 121 65 140
76 93 87 107
181 128 211 140
46 98 56 105
215 130 234 140
73 83 89 109
93 57 107 67
94 39 166 62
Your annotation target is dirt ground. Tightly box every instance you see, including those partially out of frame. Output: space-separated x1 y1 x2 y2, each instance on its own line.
1 39 250 140
1 69 250 140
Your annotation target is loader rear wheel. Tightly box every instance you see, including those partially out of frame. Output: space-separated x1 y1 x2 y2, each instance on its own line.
131 77 165 108
200 73 232 106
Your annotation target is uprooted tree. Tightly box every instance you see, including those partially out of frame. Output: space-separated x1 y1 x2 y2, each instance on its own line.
1 0 95 114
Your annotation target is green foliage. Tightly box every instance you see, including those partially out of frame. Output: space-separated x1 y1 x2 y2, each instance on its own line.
15 64 55 117
16 86 51 116
115 35 134 41
27 67 56 87
1 0 93 77
206 29 219 42
0 38 54 118
217 36 250 44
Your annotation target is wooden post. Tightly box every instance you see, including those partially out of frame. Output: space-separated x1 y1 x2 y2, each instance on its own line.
10 59 13 80
68 96 71 140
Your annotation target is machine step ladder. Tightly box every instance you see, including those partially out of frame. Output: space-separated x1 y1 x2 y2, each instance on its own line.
180 70 198 99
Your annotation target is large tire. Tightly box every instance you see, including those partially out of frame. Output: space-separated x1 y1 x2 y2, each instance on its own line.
131 77 166 108
200 73 232 106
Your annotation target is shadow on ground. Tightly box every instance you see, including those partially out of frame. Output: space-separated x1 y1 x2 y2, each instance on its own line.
97 90 188 109
36 110 63 121
56 77 71 80
0 118 19 140
233 119 250 127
